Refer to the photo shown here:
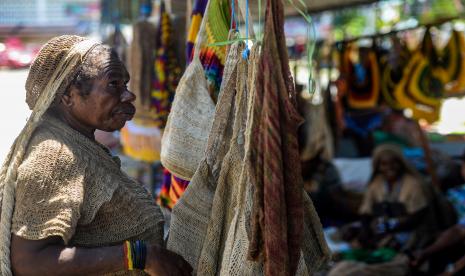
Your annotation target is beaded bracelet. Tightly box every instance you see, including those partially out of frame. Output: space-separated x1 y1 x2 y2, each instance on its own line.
123 240 147 271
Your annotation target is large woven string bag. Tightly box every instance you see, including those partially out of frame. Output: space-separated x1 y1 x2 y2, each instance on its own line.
196 43 265 275
299 91 334 162
167 39 242 270
160 0 216 181
246 0 330 274
196 42 326 276
0 36 99 276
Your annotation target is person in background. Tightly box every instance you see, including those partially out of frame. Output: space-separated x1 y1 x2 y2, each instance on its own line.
302 149 362 226
411 151 465 275
358 144 437 251
411 224 465 275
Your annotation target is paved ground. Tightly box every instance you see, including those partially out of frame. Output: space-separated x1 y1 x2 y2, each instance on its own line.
0 69 30 162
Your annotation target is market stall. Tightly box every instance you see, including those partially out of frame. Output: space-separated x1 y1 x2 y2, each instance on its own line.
98 0 465 275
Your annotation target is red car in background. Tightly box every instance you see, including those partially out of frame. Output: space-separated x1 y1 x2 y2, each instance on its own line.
0 37 39 69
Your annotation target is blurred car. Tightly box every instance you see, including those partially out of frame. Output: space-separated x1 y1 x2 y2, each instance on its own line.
0 37 38 69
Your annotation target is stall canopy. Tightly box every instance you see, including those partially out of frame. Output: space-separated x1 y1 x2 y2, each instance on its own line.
283 0 379 14
172 0 381 20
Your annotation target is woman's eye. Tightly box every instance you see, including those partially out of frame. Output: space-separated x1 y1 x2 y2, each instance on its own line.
108 81 118 88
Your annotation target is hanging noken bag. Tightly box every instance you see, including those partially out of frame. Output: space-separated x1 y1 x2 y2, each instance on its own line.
341 44 380 110
394 29 445 123
167 39 243 271
441 30 465 95
161 0 216 181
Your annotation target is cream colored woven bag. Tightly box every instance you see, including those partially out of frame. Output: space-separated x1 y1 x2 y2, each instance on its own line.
160 0 215 181
167 40 242 271
196 43 259 275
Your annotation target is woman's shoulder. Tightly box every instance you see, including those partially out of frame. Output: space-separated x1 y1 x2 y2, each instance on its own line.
402 174 423 187
32 121 74 152
368 176 385 189
19 122 81 175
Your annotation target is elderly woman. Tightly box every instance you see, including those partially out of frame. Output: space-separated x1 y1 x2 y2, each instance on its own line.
358 144 436 251
0 36 192 275
329 145 439 276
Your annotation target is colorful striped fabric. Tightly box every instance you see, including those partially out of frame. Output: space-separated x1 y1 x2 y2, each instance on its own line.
187 0 230 93
186 0 208 62
151 3 182 129
157 169 190 210
158 0 232 209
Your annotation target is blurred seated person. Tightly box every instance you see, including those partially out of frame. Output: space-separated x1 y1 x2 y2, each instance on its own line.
302 149 363 226
411 224 465 275
411 151 465 275
356 144 436 251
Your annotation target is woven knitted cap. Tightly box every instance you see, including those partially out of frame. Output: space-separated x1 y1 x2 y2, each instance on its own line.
25 35 87 110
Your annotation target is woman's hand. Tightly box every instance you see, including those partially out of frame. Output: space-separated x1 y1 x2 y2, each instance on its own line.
409 250 427 268
144 245 193 276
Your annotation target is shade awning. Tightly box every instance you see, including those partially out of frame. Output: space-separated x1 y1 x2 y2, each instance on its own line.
174 0 380 18
291 0 379 14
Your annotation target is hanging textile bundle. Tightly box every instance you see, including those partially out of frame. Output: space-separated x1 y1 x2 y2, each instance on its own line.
379 36 410 110
158 0 209 207
157 169 190 210
441 30 465 95
187 0 231 100
158 0 233 208
167 0 329 274
247 0 329 274
440 30 461 84
122 18 163 163
200 0 231 96
129 20 157 112
167 36 247 271
394 29 445 123
341 44 380 109
298 93 335 162
151 3 182 129
161 0 216 181
186 0 209 63
104 24 128 64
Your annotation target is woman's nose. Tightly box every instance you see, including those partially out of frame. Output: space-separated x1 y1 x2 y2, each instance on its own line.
121 89 136 103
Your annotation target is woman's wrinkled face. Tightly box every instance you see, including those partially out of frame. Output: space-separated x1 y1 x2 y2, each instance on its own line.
378 153 402 182
68 54 136 132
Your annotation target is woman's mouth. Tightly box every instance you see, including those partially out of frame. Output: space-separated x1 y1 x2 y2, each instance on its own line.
113 106 136 120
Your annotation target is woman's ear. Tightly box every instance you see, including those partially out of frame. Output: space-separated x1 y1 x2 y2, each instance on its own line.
61 86 79 107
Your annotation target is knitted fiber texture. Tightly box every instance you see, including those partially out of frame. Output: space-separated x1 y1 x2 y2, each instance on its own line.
0 36 99 275
25 35 86 110
168 39 327 275
161 0 216 181
167 41 242 271
196 41 249 274
12 115 164 276
247 0 329 274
